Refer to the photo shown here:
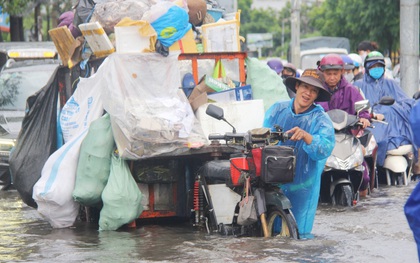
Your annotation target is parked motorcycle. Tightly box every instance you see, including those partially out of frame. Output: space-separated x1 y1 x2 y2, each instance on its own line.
382 92 419 186
359 97 396 192
320 97 395 206
192 104 299 239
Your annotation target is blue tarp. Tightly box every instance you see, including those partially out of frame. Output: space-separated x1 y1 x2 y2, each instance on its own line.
354 75 417 166
405 101 420 261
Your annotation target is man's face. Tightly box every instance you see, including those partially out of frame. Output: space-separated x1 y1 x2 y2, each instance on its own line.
322 69 343 89
295 82 319 109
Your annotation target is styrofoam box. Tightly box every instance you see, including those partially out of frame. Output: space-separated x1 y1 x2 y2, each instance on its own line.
195 99 265 143
115 26 151 54
201 20 240 52
208 184 241 224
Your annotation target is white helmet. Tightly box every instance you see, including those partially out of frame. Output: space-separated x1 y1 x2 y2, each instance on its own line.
348 53 363 68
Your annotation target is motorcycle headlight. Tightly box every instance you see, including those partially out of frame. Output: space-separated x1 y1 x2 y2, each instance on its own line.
325 146 364 170
349 146 364 168
325 155 339 170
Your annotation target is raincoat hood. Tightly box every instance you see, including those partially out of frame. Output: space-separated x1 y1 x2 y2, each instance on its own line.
317 75 371 120
58 11 74 28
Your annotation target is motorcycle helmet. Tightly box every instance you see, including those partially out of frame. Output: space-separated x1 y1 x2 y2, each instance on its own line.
340 54 355 70
364 51 385 69
282 62 297 76
318 54 344 71
267 59 283 74
348 53 363 68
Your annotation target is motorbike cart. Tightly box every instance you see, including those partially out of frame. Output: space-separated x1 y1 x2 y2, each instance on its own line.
192 104 299 238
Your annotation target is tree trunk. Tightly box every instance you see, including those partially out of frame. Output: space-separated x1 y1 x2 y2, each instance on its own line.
10 16 24 41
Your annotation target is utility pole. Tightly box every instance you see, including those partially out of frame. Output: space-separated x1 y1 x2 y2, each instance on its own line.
290 0 300 68
400 0 419 95
281 19 285 58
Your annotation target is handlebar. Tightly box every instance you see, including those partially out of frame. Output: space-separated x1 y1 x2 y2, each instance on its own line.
208 128 290 147
371 119 389 125
208 132 248 142
370 113 386 122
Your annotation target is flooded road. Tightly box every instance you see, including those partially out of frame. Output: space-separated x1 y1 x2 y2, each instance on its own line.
0 182 418 263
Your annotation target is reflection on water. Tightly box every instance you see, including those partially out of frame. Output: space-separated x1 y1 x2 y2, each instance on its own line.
0 183 418 263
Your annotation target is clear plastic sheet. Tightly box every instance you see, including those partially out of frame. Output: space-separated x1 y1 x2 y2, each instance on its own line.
91 0 156 33
98 52 206 159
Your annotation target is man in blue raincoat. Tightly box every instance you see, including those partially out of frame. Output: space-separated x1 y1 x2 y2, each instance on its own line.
353 51 417 170
405 99 420 260
264 69 335 239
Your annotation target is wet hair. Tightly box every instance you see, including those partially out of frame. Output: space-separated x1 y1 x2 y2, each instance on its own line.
357 41 379 52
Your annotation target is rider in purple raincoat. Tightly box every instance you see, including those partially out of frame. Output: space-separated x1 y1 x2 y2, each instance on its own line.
316 54 372 195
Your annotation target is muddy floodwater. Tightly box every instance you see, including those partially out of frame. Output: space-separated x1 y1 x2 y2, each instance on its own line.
0 182 418 263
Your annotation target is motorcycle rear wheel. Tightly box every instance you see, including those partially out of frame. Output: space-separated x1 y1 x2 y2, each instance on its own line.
266 207 299 239
333 184 352 206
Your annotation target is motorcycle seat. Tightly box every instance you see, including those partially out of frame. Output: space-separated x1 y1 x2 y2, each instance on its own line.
201 160 231 183
387 144 413 155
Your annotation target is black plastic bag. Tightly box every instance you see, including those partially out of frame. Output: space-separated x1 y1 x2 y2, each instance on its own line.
9 67 60 208
73 0 96 32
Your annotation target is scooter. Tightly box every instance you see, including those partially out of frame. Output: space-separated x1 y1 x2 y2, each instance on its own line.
358 98 396 192
382 92 419 186
192 104 299 239
320 97 395 206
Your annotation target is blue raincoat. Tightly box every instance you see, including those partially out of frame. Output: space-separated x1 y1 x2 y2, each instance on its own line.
264 100 335 238
353 75 416 166
405 101 420 260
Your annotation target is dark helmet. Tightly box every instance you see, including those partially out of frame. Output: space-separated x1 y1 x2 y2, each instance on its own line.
340 54 355 70
282 62 297 75
364 51 385 69
318 54 344 71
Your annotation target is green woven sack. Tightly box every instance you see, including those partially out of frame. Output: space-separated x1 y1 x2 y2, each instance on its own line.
72 113 115 206
99 154 143 231
246 57 290 111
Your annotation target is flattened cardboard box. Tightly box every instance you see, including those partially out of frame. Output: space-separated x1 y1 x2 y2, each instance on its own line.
48 26 76 67
188 75 217 111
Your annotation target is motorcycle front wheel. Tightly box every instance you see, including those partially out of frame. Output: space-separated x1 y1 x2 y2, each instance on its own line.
333 184 353 206
266 206 299 239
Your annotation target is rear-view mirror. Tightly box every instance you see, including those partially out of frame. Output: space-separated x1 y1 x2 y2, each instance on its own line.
355 100 370 113
206 104 224 120
378 96 395 106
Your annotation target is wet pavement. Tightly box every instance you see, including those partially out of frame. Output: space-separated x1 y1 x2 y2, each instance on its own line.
0 181 418 263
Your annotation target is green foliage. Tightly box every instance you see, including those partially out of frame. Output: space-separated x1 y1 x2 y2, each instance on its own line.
239 0 323 59
0 0 32 15
308 0 401 53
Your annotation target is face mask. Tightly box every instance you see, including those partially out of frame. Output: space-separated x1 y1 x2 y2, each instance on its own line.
344 72 354 83
368 67 384 79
